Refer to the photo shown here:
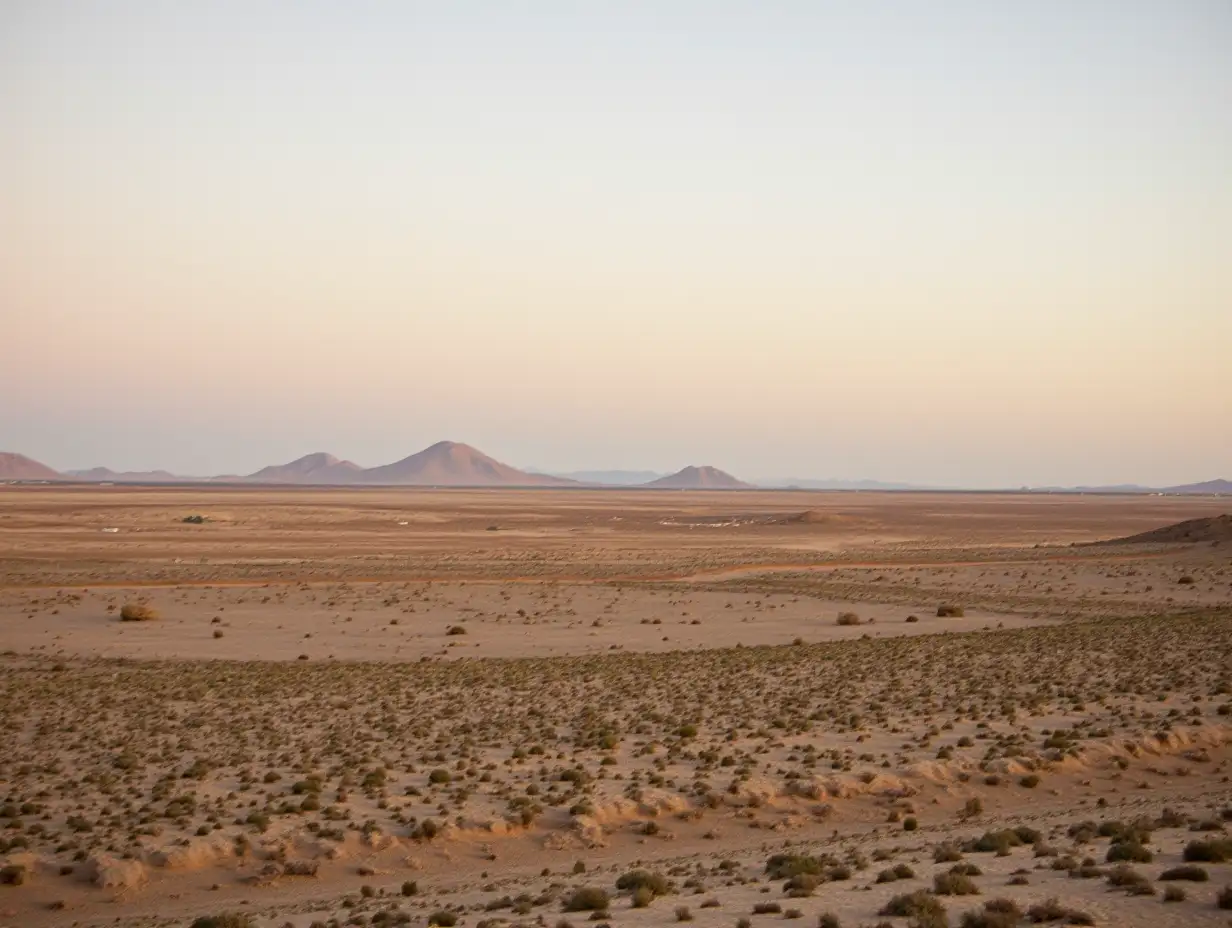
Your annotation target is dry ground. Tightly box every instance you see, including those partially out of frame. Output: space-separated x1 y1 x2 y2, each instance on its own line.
0 486 1229 927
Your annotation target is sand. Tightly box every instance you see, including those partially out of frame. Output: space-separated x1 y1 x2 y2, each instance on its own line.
0 486 1229 927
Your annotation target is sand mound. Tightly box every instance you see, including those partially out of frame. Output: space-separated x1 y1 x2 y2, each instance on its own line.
1094 514 1232 545
146 835 234 870
84 853 148 890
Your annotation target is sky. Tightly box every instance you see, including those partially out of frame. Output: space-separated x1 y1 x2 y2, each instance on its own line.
2 1 1230 487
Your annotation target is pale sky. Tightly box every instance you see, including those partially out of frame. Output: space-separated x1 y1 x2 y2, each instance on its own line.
2 2 1230 487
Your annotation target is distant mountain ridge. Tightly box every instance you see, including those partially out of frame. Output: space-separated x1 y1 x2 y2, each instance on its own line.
246 452 362 485
2 447 1227 493
353 441 575 487
65 467 185 483
0 452 60 481
641 465 753 489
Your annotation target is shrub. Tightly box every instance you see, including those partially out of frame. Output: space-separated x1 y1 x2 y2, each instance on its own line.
783 873 821 897
818 915 841 928
1019 774 1040 789
936 605 965 617
631 886 655 908
880 890 946 918
765 855 824 879
564 888 610 912
446 625 467 635
836 612 861 626
876 863 915 883
934 871 979 896
120 603 158 621
1163 885 1186 902
1106 841 1152 863
1105 864 1153 894
617 869 670 895
1159 864 1208 881
1218 885 1232 909
1183 838 1232 862
1025 898 1093 924
751 902 782 915
903 816 918 831
428 768 452 784
428 912 458 927
0 865 27 886
675 906 694 922
190 917 254 928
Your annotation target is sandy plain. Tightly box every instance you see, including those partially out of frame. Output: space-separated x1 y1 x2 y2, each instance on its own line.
0 486 1229 928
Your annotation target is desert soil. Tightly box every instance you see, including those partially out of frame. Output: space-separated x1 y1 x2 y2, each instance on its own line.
0 486 1229 928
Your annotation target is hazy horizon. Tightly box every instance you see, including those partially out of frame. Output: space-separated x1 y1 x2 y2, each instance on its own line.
4 2 1230 488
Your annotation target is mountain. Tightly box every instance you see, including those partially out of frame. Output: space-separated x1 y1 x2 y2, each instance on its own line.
357 441 576 487
549 470 668 486
0 452 60 481
640 465 753 489
1163 478 1232 495
245 452 363 485
66 467 185 483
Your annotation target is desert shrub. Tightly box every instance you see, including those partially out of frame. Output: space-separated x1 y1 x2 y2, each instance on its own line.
783 873 821 896
936 605 965 617
1216 885 1232 909
876 863 915 883
617 869 670 895
446 625 467 635
1183 838 1232 862
428 768 452 784
1106 840 1152 863
631 886 654 907
836 612 861 626
1159 864 1208 881
934 843 964 863
182 515 206 524
1025 897 1093 924
934 871 979 896
905 615 919 623
817 915 841 928
903 816 918 831
0 865 26 886
428 911 458 927
1019 774 1040 789
120 603 158 621
966 826 1038 855
880 890 945 918
191 917 254 928
765 855 824 879
959 907 1018 928
751 902 782 915
564 888 610 912
675 906 694 922
1163 885 1186 902
1105 864 1153 894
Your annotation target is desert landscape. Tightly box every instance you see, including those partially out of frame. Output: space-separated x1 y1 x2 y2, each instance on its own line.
0 485 1229 928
